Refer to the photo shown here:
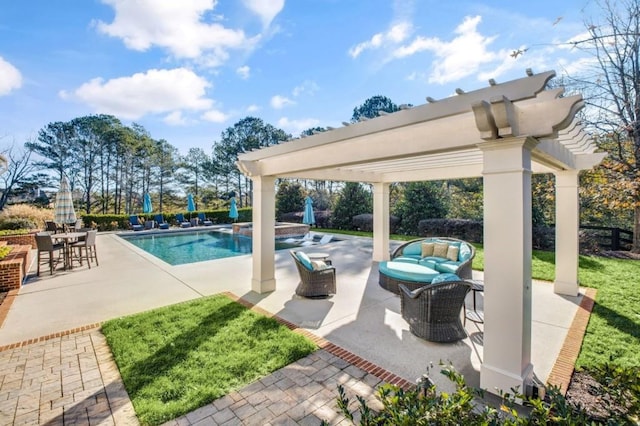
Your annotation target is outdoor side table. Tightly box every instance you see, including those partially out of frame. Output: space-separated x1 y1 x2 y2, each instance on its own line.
464 279 484 324
307 252 332 265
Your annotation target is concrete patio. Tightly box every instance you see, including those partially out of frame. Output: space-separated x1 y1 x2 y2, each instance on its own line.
0 230 589 423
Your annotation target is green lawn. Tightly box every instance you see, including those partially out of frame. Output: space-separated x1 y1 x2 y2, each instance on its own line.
101 294 317 425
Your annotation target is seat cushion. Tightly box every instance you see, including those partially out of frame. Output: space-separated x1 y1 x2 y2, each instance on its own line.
435 261 461 274
393 256 420 264
379 261 439 283
401 242 423 256
421 256 448 263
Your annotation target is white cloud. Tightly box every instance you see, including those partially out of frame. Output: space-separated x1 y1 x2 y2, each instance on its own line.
270 94 295 109
247 104 260 112
242 0 284 28
277 117 320 135
164 111 188 125
0 57 22 96
348 21 412 58
393 16 504 84
292 80 318 97
96 0 256 67
201 109 229 123
236 65 251 79
60 68 212 119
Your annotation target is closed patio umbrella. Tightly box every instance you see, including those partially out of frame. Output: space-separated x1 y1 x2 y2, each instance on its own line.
187 194 196 219
302 196 316 226
143 193 153 214
54 175 77 226
229 197 239 221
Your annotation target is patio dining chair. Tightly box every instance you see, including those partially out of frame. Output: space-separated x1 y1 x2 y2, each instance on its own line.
35 232 65 276
399 275 471 343
70 230 98 269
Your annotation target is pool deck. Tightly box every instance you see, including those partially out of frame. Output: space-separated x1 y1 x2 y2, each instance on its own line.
0 229 590 424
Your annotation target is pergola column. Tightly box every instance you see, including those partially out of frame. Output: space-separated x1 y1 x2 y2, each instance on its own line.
251 175 276 293
372 182 390 262
480 137 535 395
554 170 580 296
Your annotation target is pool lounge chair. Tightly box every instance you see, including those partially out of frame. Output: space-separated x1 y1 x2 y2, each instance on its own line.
284 232 314 244
129 215 144 231
154 214 170 229
198 212 214 226
175 213 191 228
300 234 334 246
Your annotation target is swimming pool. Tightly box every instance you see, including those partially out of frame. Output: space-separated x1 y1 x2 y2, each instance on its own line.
120 230 299 265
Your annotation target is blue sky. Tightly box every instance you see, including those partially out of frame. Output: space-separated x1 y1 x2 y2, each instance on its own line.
0 0 595 155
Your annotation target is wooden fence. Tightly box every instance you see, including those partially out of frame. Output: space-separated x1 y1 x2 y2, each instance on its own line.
580 225 633 251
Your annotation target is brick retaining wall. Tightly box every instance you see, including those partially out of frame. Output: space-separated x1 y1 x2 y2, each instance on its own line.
0 244 32 292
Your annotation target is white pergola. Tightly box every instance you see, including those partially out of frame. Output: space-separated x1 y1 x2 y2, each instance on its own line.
236 70 605 395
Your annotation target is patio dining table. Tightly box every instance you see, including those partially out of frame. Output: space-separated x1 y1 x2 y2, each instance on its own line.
52 231 87 270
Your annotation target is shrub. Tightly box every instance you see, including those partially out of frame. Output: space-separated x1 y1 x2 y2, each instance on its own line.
331 183 372 230
0 245 12 261
0 217 37 230
276 181 305 220
0 229 32 236
0 205 52 230
332 363 597 425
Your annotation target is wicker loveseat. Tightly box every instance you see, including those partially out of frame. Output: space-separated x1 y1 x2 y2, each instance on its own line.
379 237 475 294
290 250 336 297
400 277 472 342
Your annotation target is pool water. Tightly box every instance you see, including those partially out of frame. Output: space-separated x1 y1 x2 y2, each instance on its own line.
120 230 298 265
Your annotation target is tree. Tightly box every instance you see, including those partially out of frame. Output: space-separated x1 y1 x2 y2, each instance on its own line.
393 181 448 234
351 95 400 122
0 143 44 209
275 180 304 219
331 182 372 229
178 147 209 209
213 117 289 207
563 0 640 251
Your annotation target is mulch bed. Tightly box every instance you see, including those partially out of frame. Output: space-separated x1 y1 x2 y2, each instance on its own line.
566 370 632 422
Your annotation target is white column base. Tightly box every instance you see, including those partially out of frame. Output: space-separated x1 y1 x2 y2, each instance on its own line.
252 278 276 294
481 362 534 396
553 279 579 296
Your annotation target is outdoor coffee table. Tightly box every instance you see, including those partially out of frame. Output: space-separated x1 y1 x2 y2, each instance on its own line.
464 279 484 323
307 252 332 265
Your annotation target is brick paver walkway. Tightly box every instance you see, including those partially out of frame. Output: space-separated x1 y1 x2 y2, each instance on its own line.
0 328 138 425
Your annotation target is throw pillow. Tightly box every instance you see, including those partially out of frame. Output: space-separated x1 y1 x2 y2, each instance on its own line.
446 245 460 262
311 260 328 270
432 273 460 284
433 242 449 258
421 242 435 257
296 251 313 270
459 243 472 261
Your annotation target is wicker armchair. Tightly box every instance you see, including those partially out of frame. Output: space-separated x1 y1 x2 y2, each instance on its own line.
399 280 471 342
290 251 336 298
391 237 476 280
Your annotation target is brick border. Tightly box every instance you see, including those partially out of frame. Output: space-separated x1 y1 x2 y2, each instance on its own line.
0 288 18 327
546 287 597 394
0 322 102 351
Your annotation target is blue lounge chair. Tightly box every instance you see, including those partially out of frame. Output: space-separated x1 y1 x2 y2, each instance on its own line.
198 212 213 226
129 215 143 231
175 213 191 228
154 214 170 229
